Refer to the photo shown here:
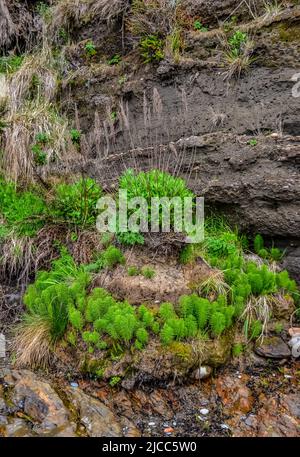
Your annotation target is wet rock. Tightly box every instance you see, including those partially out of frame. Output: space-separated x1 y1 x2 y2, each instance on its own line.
65 387 122 437
6 370 76 436
238 393 300 437
216 375 254 416
6 418 34 437
255 337 291 359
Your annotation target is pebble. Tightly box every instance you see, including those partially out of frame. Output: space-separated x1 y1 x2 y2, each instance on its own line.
148 422 156 426
220 424 230 430
164 427 174 434
200 408 209 415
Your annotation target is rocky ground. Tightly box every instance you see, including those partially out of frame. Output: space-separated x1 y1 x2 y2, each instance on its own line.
0 355 299 437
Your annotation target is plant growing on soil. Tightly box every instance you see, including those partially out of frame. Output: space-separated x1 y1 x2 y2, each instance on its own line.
70 129 81 145
141 266 155 279
0 179 48 237
51 178 102 227
117 231 145 246
194 20 208 32
0 55 24 74
108 54 122 65
127 266 139 276
85 41 97 57
139 35 165 63
223 30 256 79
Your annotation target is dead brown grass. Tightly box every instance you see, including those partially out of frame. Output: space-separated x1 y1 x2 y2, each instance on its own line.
1 43 81 183
12 317 52 368
48 0 129 37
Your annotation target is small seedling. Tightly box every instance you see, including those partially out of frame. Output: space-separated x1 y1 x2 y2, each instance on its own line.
248 139 258 146
109 376 121 387
194 20 208 32
85 41 97 57
128 266 139 276
70 129 81 145
108 54 122 65
111 111 117 121
141 266 155 279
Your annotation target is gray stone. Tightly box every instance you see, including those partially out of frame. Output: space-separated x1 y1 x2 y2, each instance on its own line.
255 337 291 359
66 387 122 437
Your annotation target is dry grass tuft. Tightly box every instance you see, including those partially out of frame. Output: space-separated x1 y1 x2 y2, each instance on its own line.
241 294 274 341
1 43 81 183
197 269 231 300
12 316 52 368
48 0 129 37
0 234 34 284
128 0 177 37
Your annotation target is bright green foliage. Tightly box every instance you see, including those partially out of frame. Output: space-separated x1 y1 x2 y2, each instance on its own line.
35 132 50 144
248 139 258 146
119 169 194 233
151 321 160 334
85 41 97 57
138 305 154 328
184 315 198 338
141 266 155 279
0 55 24 74
128 266 139 276
52 178 102 227
254 234 264 254
82 331 100 345
23 249 90 341
136 328 149 346
250 320 263 340
109 376 121 387
86 288 115 322
0 179 48 237
232 343 244 357
204 232 240 257
194 20 208 32
68 307 84 330
70 129 81 145
117 231 145 246
101 246 125 269
120 168 194 206
179 245 195 264
270 248 283 261
160 323 174 345
228 30 248 57
159 302 176 321
108 54 122 65
139 35 164 63
276 270 298 294
210 312 226 336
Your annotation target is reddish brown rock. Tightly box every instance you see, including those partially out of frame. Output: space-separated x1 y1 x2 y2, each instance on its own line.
216 374 254 416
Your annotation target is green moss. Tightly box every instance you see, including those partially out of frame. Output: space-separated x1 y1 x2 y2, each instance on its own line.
168 341 193 361
278 24 300 43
